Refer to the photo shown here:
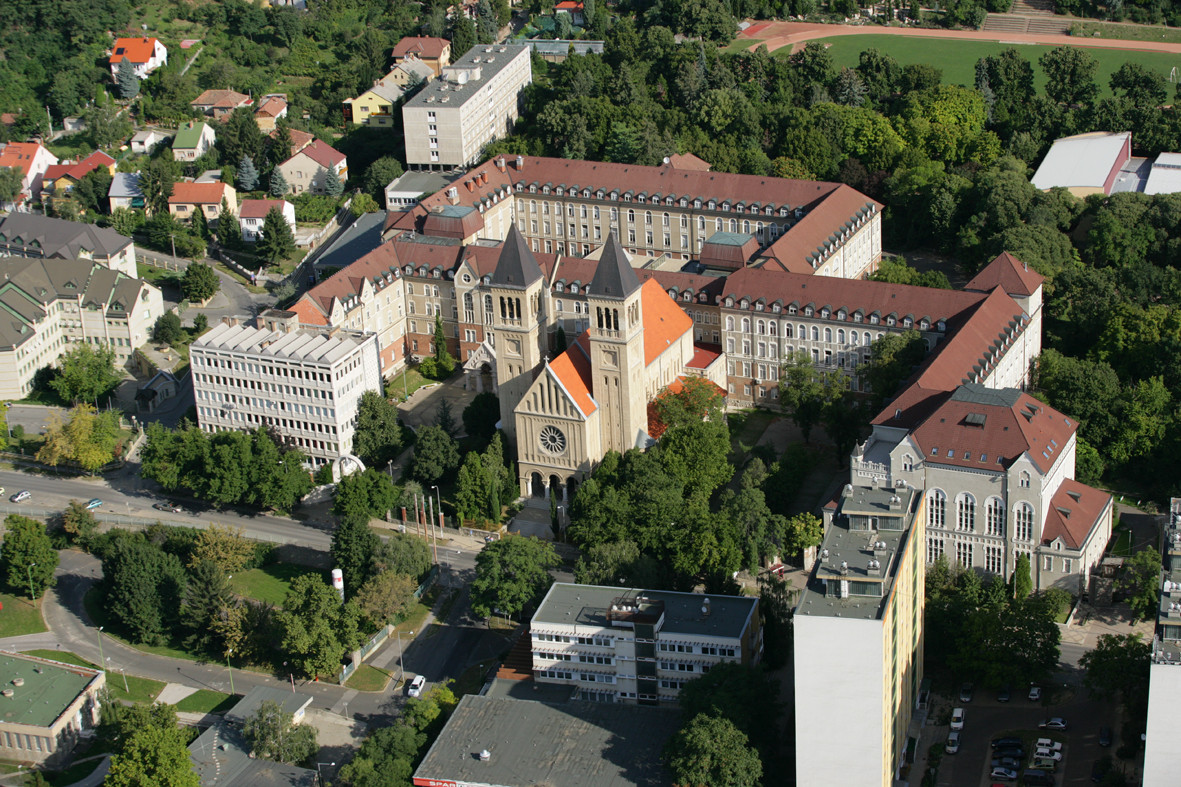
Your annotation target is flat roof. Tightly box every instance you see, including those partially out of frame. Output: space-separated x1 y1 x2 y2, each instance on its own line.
1145 153 1181 195
387 170 456 196
796 486 918 621
311 211 388 270
533 583 757 640
0 652 99 728
413 694 678 787
223 686 312 725
405 44 529 110
1031 132 1130 190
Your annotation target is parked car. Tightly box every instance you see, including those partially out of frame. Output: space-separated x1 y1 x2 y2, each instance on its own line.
1029 684 1042 701
1035 738 1063 751
1099 726 1112 747
1035 749 1063 762
945 731 961 754
993 746 1025 761
153 501 184 513
407 675 426 697
959 682 974 702
1032 757 1059 771
1039 717 1069 731
85 498 102 510
950 707 965 730
9 490 30 503
996 684 1011 702
991 756 1021 770
989 767 1018 782
1023 768 1055 786
992 736 1023 750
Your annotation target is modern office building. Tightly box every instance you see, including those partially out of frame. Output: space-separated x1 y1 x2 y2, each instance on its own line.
190 310 382 466
0 213 137 278
401 44 531 170
795 484 926 787
0 651 105 766
530 582 761 705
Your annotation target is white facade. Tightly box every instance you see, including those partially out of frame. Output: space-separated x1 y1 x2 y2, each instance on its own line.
240 200 296 242
172 123 217 163
108 37 168 80
1145 662 1181 785
190 313 383 466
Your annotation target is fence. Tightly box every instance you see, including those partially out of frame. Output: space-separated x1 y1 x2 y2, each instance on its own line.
135 249 190 272
212 248 267 286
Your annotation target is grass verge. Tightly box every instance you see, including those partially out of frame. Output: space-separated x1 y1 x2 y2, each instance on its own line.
345 664 391 692
1069 20 1181 44
83 587 196 662
23 650 165 703
175 689 236 714
388 366 434 402
0 593 46 637
230 563 320 606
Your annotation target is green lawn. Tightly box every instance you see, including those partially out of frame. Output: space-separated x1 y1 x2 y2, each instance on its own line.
0 593 46 637
22 650 164 703
1070 20 1181 44
792 33 1181 97
345 664 391 692
230 563 320 606
388 367 433 402
175 689 237 714
135 264 183 289
1110 527 1135 557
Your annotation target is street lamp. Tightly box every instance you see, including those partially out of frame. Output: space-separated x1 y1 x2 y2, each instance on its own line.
396 629 414 682
316 762 336 787
387 459 393 482
107 658 129 693
283 661 295 693
96 626 105 670
25 562 35 601
226 648 235 696
430 485 442 529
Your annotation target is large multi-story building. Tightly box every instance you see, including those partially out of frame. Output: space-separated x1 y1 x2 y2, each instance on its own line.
0 257 163 398
401 44 531 170
0 651 105 766
1145 499 1181 784
0 214 137 278
530 582 761 705
190 310 382 466
795 484 926 787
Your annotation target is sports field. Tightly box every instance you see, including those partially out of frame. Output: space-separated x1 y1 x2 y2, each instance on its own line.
773 33 1181 97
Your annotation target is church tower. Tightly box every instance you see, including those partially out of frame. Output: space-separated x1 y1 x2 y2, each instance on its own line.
586 232 647 454
489 224 547 443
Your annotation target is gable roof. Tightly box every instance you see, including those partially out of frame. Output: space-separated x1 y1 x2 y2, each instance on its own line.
286 139 345 169
640 279 693 366
548 337 597 417
43 151 115 184
588 231 640 300
392 36 450 59
965 252 1044 298
0 143 51 177
110 37 161 65
394 60 435 82
0 214 132 258
239 199 290 220
1041 479 1112 551
108 173 143 199
173 122 211 149
491 224 544 289
255 97 287 118
169 182 230 205
191 89 251 109
668 152 711 171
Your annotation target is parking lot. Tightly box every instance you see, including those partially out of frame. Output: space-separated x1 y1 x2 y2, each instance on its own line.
931 685 1123 785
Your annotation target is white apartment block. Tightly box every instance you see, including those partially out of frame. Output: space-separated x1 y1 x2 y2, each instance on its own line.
530 583 762 705
190 311 382 467
1146 499 1181 784
0 257 163 399
402 44 531 170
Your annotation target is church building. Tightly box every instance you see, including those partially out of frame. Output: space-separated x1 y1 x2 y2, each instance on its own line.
489 225 697 501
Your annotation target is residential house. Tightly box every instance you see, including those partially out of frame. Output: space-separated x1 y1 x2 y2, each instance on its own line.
130 129 171 155
254 95 288 132
342 75 406 128
269 127 315 159
108 173 144 212
0 652 105 767
191 310 383 467
190 89 253 120
555 1 585 24
169 181 237 223
390 36 451 77
40 151 117 202
172 122 217 162
0 257 164 398
401 44 532 170
108 37 167 80
0 142 58 210
239 198 296 242
388 59 434 88
277 139 346 195
0 213 138 277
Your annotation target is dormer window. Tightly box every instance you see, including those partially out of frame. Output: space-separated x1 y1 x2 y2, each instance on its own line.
804 306 813 316
725 297 734 307
870 314 880 325
679 198 688 207
543 186 550 194
698 293 707 302
886 316 896 326
694 199 702 209
570 284 579 294
837 310 846 320
708 201 716 210
529 184 537 193
937 320 946 331
788 305 797 315
820 308 830 319
772 304 781 313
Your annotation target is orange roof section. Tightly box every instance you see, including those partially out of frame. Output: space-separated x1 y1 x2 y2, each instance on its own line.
965 252 1045 297
110 37 160 64
169 182 230 205
392 36 450 59
640 278 693 366
548 336 597 416
1042 479 1111 550
0 143 46 176
239 199 289 219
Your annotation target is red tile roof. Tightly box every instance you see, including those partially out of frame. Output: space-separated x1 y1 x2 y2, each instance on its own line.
43 151 115 184
0 143 49 177
641 278 693 365
761 184 880 274
169 182 231 205
965 252 1045 297
687 343 722 370
392 36 450 60
296 242 403 323
110 37 161 65
191 90 251 109
255 98 287 118
288 138 345 169
549 334 597 416
239 199 289 220
1042 479 1112 550
668 152 711 171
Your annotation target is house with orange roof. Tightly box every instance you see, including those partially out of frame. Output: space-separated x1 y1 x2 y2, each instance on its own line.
168 181 237 223
254 95 288 132
190 90 253 120
41 151 117 201
108 37 168 80
0 142 58 210
391 36 451 77
276 139 347 195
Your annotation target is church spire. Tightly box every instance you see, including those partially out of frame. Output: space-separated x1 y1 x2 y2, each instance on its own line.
589 231 640 300
490 224 544 289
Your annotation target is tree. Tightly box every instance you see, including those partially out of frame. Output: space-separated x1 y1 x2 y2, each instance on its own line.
61 500 99 547
243 700 318 764
411 425 460 484
339 723 422 786
760 574 794 669
449 12 477 60
861 330 927 409
278 573 364 678
333 467 399 526
353 390 403 466
664 712 763 787
782 512 824 558
1039 46 1099 107
0 515 57 599
153 312 183 344
218 107 264 168
462 392 500 443
255 206 296 264
103 537 188 645
269 167 289 197
50 344 119 405
322 166 343 197
375 532 432 579
354 570 417 625
216 196 242 249
138 158 175 216
365 156 404 204
654 375 724 432
83 101 132 150
432 314 456 373
0 167 23 205
470 536 559 619
116 58 140 100
1080 633 1151 702
331 517 381 595
180 559 234 655
37 405 121 473
1119 547 1163 621
191 525 256 572
192 313 209 336
678 661 781 758
435 399 457 437
1010 552 1033 600
778 350 843 443
182 262 220 302
105 703 199 787
237 156 259 192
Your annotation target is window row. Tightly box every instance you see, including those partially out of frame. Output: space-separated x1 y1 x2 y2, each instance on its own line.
927 490 1036 541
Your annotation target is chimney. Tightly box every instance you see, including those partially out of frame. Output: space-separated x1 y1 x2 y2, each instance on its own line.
495 157 506 172
464 180 474 192
515 155 524 170
447 186 459 204
221 316 239 328
480 171 488 185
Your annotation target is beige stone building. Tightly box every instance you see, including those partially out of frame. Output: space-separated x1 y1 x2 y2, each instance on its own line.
0 651 105 766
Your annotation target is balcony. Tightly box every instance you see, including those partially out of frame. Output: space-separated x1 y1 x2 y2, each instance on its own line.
852 459 890 485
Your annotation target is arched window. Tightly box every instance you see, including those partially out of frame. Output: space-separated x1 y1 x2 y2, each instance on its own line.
1014 503 1035 541
928 489 946 528
725 316 734 331
798 324 806 339
986 497 1006 537
811 326 819 341
757 320 765 335
838 329 845 344
645 211 652 225
769 322 777 336
1019 470 1031 488
784 324 792 338
824 327 832 343
729 219 737 233
956 493 976 531
902 454 914 472
628 209 635 223
741 318 750 333
851 332 859 346
863 331 872 345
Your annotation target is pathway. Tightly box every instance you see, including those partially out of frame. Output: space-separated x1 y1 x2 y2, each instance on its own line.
735 19 1181 55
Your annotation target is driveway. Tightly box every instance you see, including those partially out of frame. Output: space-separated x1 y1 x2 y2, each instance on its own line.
396 374 478 434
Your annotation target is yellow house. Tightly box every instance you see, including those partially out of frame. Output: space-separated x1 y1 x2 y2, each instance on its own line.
40 151 117 200
342 76 405 127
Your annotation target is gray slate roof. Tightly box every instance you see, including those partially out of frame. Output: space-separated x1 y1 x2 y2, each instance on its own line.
0 214 132 259
108 173 143 199
589 230 640 299
490 223 543 289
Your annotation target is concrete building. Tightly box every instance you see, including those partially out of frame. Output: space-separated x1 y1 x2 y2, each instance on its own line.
1145 499 1181 784
1031 131 1132 197
239 199 296 242
0 651 105 766
530 582 761 705
172 121 217 163
108 36 167 79
795 484 926 787
0 257 163 398
384 170 454 211
402 44 531 170
276 139 347 195
190 310 383 466
390 36 451 77
190 687 316 787
0 213 137 278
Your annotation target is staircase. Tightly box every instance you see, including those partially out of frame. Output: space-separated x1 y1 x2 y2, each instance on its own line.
982 0 1069 34
495 626 534 681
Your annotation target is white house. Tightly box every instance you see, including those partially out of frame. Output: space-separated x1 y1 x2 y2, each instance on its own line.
130 129 171 155
239 199 296 242
172 122 217 163
108 37 168 80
